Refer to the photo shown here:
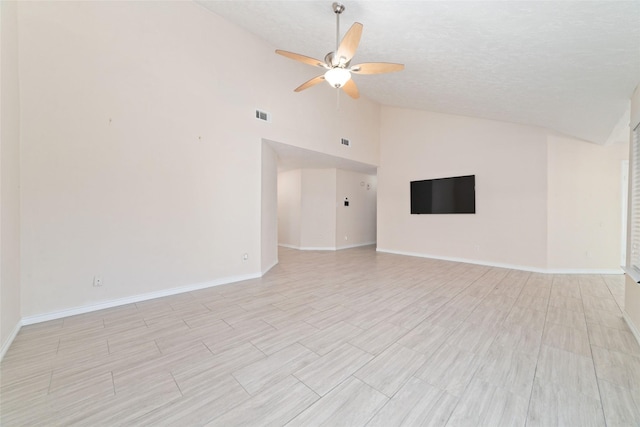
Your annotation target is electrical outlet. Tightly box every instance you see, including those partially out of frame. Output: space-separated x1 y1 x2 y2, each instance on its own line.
243 253 249 261
93 276 103 287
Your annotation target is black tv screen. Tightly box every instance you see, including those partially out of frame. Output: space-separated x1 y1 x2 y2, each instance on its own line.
410 175 475 214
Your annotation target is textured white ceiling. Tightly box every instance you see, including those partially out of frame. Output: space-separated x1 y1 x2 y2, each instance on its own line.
197 1 640 145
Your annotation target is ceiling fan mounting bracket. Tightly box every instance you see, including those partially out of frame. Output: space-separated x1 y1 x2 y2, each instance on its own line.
332 3 345 15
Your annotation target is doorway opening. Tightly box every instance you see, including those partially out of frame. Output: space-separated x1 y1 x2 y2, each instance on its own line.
261 139 378 272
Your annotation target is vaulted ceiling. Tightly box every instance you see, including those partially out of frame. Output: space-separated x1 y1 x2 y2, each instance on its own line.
197 1 640 145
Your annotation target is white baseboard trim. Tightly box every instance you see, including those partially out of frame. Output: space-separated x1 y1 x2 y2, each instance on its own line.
279 242 376 251
278 243 300 249
278 244 336 251
262 258 279 275
375 248 623 275
624 311 640 347
543 268 623 274
299 246 336 251
21 272 262 326
0 320 22 362
336 242 377 250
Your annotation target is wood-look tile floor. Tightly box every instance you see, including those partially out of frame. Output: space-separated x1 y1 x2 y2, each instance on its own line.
1 246 636 426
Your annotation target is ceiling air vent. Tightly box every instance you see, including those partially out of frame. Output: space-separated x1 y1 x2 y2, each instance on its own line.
341 138 351 147
255 109 271 122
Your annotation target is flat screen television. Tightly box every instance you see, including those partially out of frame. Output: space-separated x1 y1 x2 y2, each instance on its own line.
410 175 475 214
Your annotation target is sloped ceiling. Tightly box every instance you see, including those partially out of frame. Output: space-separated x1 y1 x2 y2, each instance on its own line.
197 1 640 145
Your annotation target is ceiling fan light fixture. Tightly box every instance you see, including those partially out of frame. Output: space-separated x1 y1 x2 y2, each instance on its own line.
324 67 351 88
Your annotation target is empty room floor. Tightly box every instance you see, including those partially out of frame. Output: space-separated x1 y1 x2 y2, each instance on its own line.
1 246 638 426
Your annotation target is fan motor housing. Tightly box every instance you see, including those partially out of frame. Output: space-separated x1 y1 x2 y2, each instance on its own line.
324 52 351 68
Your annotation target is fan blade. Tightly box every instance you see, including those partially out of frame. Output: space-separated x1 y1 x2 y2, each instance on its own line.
276 50 327 68
336 22 363 65
351 62 405 75
342 79 359 99
294 75 325 92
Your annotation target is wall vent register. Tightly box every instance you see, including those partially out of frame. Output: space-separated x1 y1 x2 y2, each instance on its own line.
255 109 271 122
341 138 351 147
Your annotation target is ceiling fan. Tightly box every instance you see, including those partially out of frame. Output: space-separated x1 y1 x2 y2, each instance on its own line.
275 2 404 99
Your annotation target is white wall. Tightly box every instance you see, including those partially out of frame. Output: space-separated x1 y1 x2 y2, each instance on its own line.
277 169 302 248
1 0 22 355
378 106 549 270
378 105 630 272
17 2 380 318
278 168 377 250
626 84 640 337
547 135 628 271
336 169 377 248
261 143 278 274
300 169 337 249
632 85 640 131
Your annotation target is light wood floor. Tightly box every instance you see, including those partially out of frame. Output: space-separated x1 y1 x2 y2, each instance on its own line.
1 246 637 426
